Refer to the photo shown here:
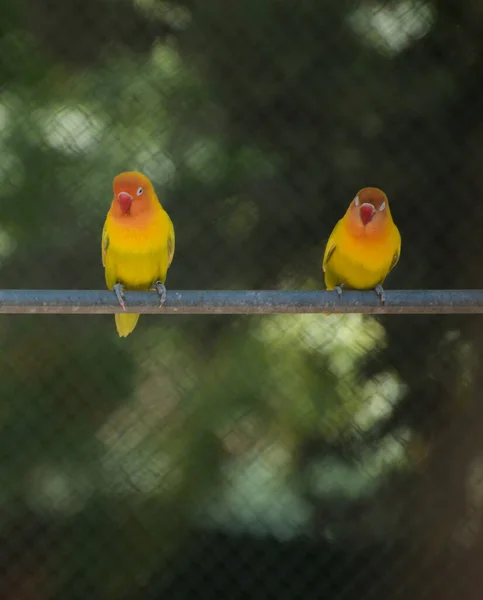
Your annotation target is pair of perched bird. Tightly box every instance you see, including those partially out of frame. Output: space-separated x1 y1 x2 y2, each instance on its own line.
102 172 401 338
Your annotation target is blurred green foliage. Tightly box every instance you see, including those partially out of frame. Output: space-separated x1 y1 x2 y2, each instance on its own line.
1 0 483 598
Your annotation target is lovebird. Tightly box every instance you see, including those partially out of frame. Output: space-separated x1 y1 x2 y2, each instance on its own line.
322 187 401 304
102 171 175 337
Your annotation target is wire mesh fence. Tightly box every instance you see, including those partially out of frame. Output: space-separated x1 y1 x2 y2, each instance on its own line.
1 0 483 599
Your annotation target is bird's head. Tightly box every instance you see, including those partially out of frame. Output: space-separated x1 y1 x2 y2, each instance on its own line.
112 171 157 217
346 187 391 235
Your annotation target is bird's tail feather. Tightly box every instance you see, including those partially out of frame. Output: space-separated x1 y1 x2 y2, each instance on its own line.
115 313 140 337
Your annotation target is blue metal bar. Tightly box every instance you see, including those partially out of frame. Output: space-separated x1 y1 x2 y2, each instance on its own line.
0 289 480 314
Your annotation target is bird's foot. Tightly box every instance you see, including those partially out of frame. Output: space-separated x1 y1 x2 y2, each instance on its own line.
113 283 126 311
153 281 167 308
334 284 344 300
375 284 386 305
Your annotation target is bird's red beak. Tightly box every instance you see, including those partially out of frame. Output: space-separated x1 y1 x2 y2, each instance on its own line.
117 192 133 215
360 203 376 226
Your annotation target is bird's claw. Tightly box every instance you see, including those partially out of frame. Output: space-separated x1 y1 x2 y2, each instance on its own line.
154 281 167 308
375 284 386 305
334 285 344 300
113 283 126 311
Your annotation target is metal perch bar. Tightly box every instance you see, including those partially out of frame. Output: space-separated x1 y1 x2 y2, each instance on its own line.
0 289 480 315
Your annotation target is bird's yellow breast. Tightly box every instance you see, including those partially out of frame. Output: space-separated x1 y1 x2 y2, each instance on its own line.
104 207 172 290
324 220 400 290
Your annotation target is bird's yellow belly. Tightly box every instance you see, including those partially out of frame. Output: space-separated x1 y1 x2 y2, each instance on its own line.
327 247 392 290
105 246 167 290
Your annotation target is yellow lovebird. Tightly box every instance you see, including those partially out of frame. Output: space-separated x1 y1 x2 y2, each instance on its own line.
102 171 175 337
322 187 401 304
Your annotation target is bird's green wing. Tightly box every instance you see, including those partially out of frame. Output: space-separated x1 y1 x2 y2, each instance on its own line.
167 217 175 269
388 240 401 274
322 220 340 272
101 220 109 267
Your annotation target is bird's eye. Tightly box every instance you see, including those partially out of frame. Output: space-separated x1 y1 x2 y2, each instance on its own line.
379 201 386 211
136 186 144 196
354 195 360 206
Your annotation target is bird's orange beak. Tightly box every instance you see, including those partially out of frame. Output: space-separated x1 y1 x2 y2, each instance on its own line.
117 192 133 215
360 203 376 226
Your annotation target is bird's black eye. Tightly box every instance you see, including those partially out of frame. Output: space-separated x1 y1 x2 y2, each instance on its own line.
136 186 143 196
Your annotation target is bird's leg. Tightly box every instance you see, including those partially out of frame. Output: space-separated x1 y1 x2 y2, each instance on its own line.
334 284 344 299
375 284 386 305
113 283 126 311
153 281 167 308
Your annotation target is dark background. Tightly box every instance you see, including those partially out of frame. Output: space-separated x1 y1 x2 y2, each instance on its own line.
0 0 483 598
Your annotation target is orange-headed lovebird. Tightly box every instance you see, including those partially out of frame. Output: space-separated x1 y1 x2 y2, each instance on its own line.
322 187 401 303
102 171 175 337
